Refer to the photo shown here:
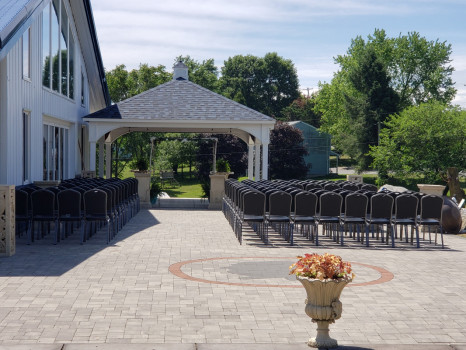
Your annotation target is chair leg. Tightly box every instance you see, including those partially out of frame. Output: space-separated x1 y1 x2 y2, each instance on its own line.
415 225 420 248
365 225 370 247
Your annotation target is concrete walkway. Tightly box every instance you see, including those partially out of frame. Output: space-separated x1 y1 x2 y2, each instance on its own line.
1 209 466 349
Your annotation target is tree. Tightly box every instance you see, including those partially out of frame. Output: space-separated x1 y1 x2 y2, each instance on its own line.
106 63 171 103
343 47 400 170
370 101 466 200
280 94 322 128
316 29 456 167
335 29 456 109
196 134 248 183
219 52 300 118
269 122 309 180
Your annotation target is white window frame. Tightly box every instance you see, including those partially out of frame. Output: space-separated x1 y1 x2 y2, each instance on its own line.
22 111 31 184
22 27 31 80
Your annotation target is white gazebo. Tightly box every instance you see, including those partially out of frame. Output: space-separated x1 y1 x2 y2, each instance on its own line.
83 62 275 180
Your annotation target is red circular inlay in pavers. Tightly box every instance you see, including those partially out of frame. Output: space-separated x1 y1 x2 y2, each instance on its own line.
168 257 394 288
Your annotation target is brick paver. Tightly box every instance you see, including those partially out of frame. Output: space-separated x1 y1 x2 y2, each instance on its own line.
1 208 466 348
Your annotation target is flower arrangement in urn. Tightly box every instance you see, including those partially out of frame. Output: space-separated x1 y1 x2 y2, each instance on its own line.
290 253 354 349
289 253 354 281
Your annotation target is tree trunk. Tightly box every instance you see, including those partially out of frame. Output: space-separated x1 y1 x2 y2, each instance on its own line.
447 167 464 202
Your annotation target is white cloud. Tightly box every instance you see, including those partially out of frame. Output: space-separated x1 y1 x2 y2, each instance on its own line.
92 0 466 108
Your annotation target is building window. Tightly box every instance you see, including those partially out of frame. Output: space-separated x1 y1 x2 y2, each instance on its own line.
23 112 31 183
42 0 74 99
22 27 31 79
43 124 68 181
81 72 85 105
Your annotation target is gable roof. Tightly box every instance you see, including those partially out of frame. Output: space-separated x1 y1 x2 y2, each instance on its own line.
0 0 42 54
0 0 110 109
85 79 275 123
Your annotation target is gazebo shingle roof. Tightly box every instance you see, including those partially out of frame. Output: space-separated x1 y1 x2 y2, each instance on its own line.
85 80 274 122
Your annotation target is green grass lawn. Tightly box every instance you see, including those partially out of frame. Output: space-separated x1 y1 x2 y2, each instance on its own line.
162 177 205 198
116 162 464 198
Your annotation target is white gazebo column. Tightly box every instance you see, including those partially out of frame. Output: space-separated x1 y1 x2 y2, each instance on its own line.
89 141 96 171
254 142 261 181
98 141 104 177
105 142 112 178
248 143 254 180
262 141 269 180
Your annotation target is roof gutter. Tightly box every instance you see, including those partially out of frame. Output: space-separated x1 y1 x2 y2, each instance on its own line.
0 0 43 60
83 0 111 107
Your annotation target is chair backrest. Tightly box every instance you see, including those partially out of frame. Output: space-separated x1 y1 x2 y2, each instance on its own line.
342 183 359 192
370 193 394 219
15 189 29 216
395 194 418 220
84 189 107 217
361 184 378 192
324 183 340 191
243 191 265 217
294 192 317 217
319 192 342 217
305 183 323 191
31 189 55 217
268 191 292 216
420 195 443 220
344 193 368 218
58 189 82 217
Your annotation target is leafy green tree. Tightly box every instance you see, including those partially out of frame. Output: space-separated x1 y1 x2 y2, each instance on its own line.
316 29 456 168
344 47 400 170
370 101 466 200
106 63 171 103
335 29 455 109
106 64 130 102
280 94 322 128
196 134 248 183
269 122 309 180
219 52 300 118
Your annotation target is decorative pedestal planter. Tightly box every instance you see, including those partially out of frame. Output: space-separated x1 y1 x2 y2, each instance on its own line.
133 171 151 208
208 172 232 210
297 276 351 348
417 184 445 196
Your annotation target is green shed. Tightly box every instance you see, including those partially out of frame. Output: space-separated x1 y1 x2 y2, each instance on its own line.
287 121 331 176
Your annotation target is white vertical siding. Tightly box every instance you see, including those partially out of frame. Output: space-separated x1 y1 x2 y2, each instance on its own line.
0 0 92 186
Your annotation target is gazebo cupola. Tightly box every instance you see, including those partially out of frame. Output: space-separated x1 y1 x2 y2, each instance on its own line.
173 61 189 81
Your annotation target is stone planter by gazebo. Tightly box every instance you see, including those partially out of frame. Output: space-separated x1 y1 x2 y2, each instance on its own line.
208 172 232 210
133 171 151 208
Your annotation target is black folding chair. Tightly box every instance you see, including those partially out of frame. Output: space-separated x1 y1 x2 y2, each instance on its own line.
340 193 368 243
15 189 31 239
418 195 444 248
57 189 84 243
291 191 318 244
238 191 266 244
393 194 420 248
266 191 293 244
31 189 58 244
365 193 394 247
83 189 111 244
317 192 343 245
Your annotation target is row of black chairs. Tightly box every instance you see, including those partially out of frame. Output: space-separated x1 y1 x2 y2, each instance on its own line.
222 179 444 248
15 177 139 245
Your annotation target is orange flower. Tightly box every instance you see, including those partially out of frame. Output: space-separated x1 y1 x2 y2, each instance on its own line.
289 253 354 281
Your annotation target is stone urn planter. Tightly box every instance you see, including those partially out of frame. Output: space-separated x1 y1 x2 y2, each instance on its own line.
297 276 351 348
290 253 353 349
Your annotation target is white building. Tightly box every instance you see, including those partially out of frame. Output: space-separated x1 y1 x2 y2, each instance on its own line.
0 0 110 186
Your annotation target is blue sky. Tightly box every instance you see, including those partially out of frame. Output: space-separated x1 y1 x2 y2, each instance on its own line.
92 0 466 107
